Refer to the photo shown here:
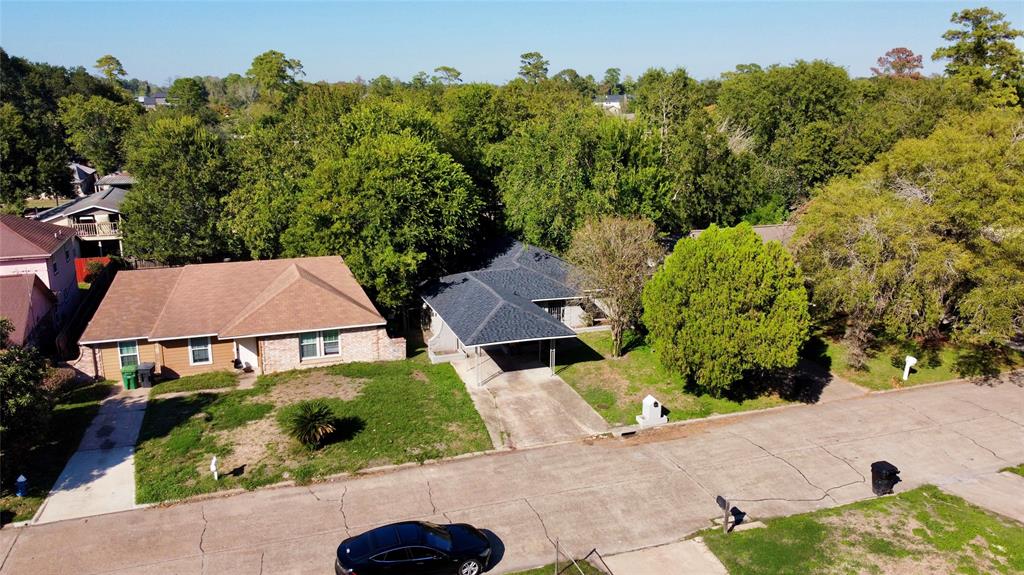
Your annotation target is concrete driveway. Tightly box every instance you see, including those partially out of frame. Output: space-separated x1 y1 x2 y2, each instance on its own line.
451 348 609 449
2 375 1022 575
33 388 148 524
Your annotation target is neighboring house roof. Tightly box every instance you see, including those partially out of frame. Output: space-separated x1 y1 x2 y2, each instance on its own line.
421 241 578 347
35 187 128 222
96 173 136 187
80 256 386 344
0 214 78 261
70 162 97 180
688 223 796 246
595 94 629 104
0 274 55 346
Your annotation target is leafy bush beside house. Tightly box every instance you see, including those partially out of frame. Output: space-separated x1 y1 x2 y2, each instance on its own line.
642 223 810 395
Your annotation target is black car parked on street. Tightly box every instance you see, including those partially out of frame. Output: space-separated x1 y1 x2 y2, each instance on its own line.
335 521 492 575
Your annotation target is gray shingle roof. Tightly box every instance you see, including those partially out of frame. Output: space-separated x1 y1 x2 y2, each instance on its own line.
35 187 128 222
421 241 579 347
96 173 136 187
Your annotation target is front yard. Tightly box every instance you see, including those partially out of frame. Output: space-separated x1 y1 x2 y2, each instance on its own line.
824 338 1023 391
701 485 1024 575
0 381 115 524
557 331 789 427
134 355 491 503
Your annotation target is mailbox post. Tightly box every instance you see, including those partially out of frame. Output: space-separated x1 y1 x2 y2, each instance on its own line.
636 395 668 428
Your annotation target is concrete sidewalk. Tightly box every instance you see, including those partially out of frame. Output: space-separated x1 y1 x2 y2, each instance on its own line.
603 539 728 575
2 376 1021 575
33 388 148 524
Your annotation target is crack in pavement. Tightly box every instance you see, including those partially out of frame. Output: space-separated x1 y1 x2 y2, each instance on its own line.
426 480 438 515
258 551 265 575
731 432 831 497
199 506 209 575
649 447 715 499
338 485 350 531
0 527 21 572
307 486 322 502
818 444 866 483
951 429 1008 463
523 498 554 545
958 398 1024 428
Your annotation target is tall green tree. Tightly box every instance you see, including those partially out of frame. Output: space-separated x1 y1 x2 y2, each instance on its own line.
246 50 304 103
937 7 1024 82
120 115 233 264
643 224 810 394
0 334 51 471
167 77 209 113
518 52 549 82
283 133 484 308
633 67 700 143
57 94 140 173
567 216 664 357
794 109 1023 365
95 54 126 83
433 66 462 85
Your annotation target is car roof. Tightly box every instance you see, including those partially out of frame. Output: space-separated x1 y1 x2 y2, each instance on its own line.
345 522 433 559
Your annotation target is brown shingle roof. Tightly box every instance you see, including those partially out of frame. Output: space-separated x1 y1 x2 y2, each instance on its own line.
688 223 796 246
0 215 78 260
80 257 385 344
0 274 55 346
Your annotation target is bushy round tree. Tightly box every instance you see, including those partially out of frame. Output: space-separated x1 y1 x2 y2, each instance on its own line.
642 223 810 394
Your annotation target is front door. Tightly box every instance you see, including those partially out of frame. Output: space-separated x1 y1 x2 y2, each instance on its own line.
236 338 259 373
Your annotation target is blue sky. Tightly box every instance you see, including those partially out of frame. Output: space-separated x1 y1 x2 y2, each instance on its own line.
2 1 1022 85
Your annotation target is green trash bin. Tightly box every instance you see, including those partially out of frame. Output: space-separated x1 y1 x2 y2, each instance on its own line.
121 365 138 390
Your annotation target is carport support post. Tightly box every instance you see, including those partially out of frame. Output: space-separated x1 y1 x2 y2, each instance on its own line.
549 340 556 375
476 346 482 387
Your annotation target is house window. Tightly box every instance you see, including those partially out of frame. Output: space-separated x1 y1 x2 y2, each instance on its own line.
299 332 319 360
189 337 212 365
52 259 59 276
118 341 139 368
299 330 341 360
322 330 340 356
65 248 70 263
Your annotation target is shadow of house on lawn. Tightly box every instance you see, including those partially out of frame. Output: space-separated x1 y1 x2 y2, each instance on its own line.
136 393 219 443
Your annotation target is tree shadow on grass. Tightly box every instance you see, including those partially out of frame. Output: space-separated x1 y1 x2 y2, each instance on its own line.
954 344 1021 385
137 393 219 442
320 416 366 447
707 336 835 404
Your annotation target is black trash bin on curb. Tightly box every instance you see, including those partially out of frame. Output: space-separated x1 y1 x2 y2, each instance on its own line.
136 362 156 388
871 461 900 495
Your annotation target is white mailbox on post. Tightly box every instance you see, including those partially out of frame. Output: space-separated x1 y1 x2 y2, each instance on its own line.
636 394 668 428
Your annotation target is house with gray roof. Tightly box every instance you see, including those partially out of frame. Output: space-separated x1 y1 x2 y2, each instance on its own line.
421 241 598 367
34 186 127 256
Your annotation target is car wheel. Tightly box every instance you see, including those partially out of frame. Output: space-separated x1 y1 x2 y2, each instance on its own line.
458 559 482 575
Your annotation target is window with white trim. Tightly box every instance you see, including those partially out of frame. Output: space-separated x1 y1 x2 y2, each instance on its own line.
299 330 341 360
189 336 212 365
118 340 139 367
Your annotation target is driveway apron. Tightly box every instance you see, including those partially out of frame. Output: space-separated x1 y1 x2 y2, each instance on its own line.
33 388 148 524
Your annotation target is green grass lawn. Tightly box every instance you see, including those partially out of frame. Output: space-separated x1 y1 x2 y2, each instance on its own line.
0 382 115 524
24 197 71 209
557 331 788 427
1002 464 1024 477
824 338 1022 391
702 485 1024 575
134 354 491 503
149 371 238 396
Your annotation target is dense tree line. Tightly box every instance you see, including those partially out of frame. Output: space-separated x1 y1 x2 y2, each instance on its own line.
1 7 1021 334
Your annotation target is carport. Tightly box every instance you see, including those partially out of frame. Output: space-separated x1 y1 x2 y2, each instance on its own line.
421 241 587 385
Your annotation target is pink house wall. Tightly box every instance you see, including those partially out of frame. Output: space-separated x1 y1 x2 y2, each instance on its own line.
0 238 80 327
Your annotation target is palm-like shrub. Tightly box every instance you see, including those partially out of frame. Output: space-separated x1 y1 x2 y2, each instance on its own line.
285 400 337 448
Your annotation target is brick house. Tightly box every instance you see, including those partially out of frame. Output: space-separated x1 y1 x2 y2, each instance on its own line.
79 256 404 382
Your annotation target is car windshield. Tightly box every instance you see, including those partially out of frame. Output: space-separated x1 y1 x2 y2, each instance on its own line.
421 522 453 552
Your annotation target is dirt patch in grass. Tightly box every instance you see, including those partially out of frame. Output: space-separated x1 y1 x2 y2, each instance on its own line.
266 372 366 406
208 417 289 476
411 370 429 382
